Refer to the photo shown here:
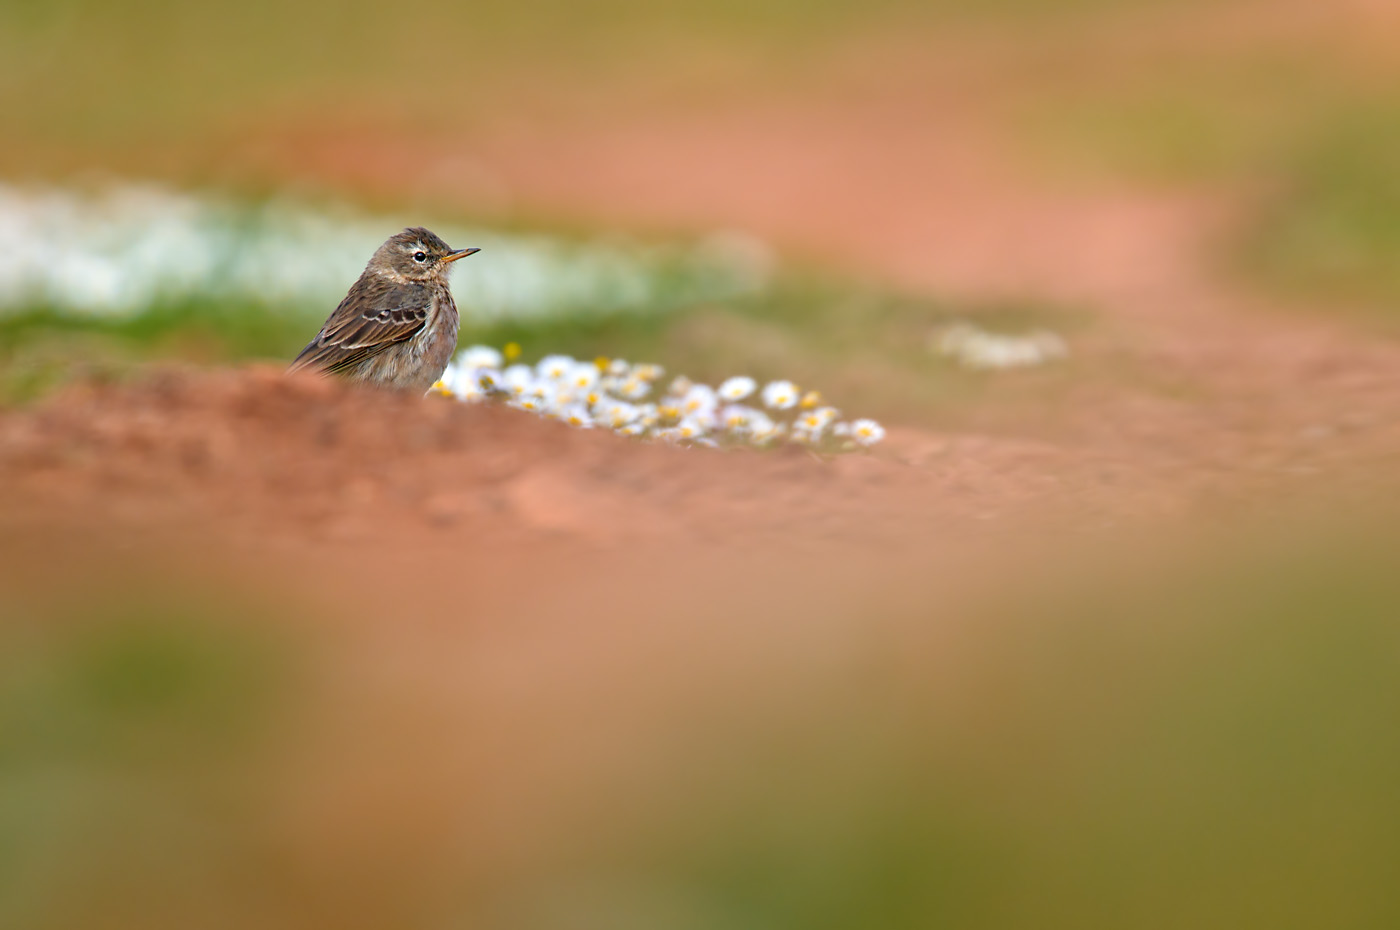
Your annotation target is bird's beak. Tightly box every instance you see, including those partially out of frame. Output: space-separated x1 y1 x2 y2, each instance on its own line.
443 247 481 263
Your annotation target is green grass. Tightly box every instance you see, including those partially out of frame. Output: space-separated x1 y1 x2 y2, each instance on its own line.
1240 103 1400 320
0 301 314 404
0 271 1085 424
1014 47 1360 184
1016 47 1400 320
1040 81 1400 320
0 588 293 930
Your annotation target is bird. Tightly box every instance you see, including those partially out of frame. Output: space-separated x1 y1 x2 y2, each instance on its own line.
289 227 479 393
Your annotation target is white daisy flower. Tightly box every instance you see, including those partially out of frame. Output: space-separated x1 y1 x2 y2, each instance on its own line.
721 404 756 433
616 375 652 401
435 362 461 390
751 418 784 444
633 363 665 382
681 384 718 417
476 368 502 393
935 324 1068 370
500 364 535 396
794 407 837 440
536 354 575 381
850 418 886 446
458 345 504 370
559 404 594 428
719 376 757 401
608 358 630 376
566 362 599 390
446 365 491 402
596 399 642 429
668 375 694 396
744 410 776 441
510 396 547 413
617 422 649 437
675 417 708 440
760 380 799 410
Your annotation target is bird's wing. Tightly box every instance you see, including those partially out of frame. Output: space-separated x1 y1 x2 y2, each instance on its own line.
289 277 433 376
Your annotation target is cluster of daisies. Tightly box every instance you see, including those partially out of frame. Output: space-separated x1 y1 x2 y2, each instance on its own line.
435 345 886 452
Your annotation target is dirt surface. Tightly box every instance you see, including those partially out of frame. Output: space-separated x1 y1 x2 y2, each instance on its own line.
7 0 1400 601
0 357 1390 559
0 368 1147 550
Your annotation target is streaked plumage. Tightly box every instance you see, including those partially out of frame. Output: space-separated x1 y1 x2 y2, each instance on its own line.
289 227 479 393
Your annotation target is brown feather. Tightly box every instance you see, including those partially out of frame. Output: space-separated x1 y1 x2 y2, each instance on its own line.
289 276 432 376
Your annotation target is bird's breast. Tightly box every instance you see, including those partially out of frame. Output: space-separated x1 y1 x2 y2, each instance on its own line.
411 287 460 390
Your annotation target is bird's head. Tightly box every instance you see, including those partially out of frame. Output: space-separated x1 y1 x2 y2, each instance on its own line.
368 227 479 282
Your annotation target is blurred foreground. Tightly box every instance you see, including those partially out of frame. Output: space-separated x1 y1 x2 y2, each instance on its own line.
2 372 1398 928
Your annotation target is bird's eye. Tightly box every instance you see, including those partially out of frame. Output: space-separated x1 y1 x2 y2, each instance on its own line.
413 251 427 263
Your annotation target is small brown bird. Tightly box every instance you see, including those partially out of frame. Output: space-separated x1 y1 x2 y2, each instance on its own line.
289 227 479 392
